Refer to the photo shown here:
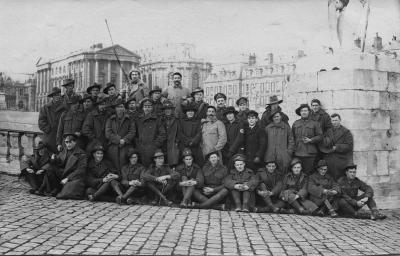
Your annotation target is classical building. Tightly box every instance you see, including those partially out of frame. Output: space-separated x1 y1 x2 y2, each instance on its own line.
35 43 140 110
138 43 212 91
0 73 36 111
203 53 299 111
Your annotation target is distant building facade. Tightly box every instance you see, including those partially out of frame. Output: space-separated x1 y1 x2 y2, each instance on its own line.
138 43 212 91
0 73 36 111
204 53 298 111
35 44 140 110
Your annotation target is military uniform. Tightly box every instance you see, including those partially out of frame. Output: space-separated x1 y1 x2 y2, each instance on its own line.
120 162 147 203
256 168 285 212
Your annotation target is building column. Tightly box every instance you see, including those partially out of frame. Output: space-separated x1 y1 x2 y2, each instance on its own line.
82 59 87 90
95 60 99 83
119 62 124 91
37 71 41 96
107 60 112 84
47 69 51 94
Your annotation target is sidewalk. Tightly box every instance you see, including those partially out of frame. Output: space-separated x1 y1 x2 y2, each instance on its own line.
1 174 399 256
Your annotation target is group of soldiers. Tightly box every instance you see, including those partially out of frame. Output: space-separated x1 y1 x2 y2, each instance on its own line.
19 68 386 220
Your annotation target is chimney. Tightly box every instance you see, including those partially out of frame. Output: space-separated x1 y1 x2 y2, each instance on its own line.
373 33 383 51
248 53 256 66
267 53 273 64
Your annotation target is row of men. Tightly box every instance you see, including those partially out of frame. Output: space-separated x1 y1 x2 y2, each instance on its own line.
38 69 352 181
20 134 385 220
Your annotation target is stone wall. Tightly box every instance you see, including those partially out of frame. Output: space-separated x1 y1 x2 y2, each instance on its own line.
281 66 400 209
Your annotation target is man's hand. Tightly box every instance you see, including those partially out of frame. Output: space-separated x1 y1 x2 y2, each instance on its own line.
36 169 44 175
120 139 125 146
332 145 337 151
234 184 244 191
75 132 81 137
26 168 34 174
360 197 369 204
57 145 63 152
357 200 365 207
51 154 57 160
328 190 338 196
61 178 68 185
107 173 119 180
254 157 260 163
242 184 249 191
294 194 300 200
203 187 214 195
303 137 312 144
129 180 141 186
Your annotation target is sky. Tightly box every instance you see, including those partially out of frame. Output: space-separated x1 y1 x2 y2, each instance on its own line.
1 0 399 80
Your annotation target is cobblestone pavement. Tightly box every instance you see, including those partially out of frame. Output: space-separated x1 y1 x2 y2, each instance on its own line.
1 174 400 256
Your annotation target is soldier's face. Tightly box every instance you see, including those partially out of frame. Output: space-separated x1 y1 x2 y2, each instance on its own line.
155 156 164 166
130 72 140 81
98 104 106 112
38 148 45 156
164 108 173 116
115 104 125 115
65 84 74 93
64 139 76 150
152 92 161 100
272 113 282 123
129 154 138 165
226 113 235 122
173 75 182 86
207 108 216 118
266 163 276 173
183 156 193 166
291 163 302 175
346 168 357 179
83 99 93 110
91 88 100 96
234 161 245 172
318 166 328 176
93 150 104 162
311 103 320 113
53 94 62 102
186 110 195 118
128 101 137 110
143 104 153 114
208 154 219 165
238 103 247 111
194 92 203 102
108 87 116 96
248 116 257 126
331 116 341 128
216 98 226 107
300 108 309 118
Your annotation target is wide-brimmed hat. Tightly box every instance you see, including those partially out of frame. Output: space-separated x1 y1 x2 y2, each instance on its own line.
149 86 162 95
290 158 302 168
191 87 204 97
267 95 283 106
103 83 116 94
162 100 175 109
236 97 248 106
181 148 193 159
91 145 105 154
139 97 153 109
86 83 101 93
80 93 93 103
152 149 165 159
247 110 259 118
344 163 357 171
214 93 227 101
232 154 246 162
205 150 220 160
172 72 182 78
295 104 311 116
223 106 238 116
61 78 74 87
47 87 62 97
316 159 328 169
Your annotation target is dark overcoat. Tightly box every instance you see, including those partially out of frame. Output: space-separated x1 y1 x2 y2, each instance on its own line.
280 172 308 203
142 164 180 182
260 106 289 128
337 176 374 207
223 119 244 158
308 172 340 205
192 101 208 120
177 117 203 165
162 116 180 166
38 101 66 153
201 162 228 191
225 168 259 191
120 163 146 187
216 106 228 123
86 158 117 189
244 122 266 171
292 118 322 157
309 109 332 134
82 109 108 151
256 168 283 196
176 163 204 188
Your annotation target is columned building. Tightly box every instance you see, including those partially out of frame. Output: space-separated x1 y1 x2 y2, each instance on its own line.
138 43 212 92
35 44 140 110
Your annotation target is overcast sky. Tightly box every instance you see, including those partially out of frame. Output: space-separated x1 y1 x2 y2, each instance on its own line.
1 0 399 80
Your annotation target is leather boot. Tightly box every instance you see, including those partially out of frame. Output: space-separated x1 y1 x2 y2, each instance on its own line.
147 183 173 206
93 183 110 200
324 199 338 217
242 191 251 212
122 186 136 201
199 189 229 209
231 190 242 212
290 200 307 214
181 186 195 207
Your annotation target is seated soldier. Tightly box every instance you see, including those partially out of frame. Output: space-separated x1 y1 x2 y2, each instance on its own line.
19 141 51 195
225 154 259 212
120 149 147 205
85 145 124 203
45 134 87 199
142 149 180 206
308 160 340 217
280 158 318 215
176 148 203 208
192 151 229 210
337 163 386 220
255 160 285 213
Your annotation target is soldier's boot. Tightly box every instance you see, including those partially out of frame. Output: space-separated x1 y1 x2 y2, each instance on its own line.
181 186 195 207
91 183 111 201
231 190 242 212
263 196 279 213
324 199 338 217
371 209 387 220
110 180 124 204
290 200 307 215
122 186 137 204
199 188 229 209
242 191 251 213
147 183 173 206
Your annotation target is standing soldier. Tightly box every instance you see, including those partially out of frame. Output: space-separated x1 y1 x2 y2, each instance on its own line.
201 106 227 160
86 82 101 103
126 68 149 103
236 97 250 124
321 113 354 180
222 106 244 167
82 97 109 152
178 105 203 166
264 110 295 175
162 72 191 118
150 86 164 117
214 93 228 122
244 110 266 171
125 97 140 120
105 99 136 170
38 87 66 153
162 100 180 167
292 104 323 175
61 79 81 110
190 87 208 120
225 154 259 212
309 99 332 134
136 98 167 167
56 93 94 152
261 95 289 128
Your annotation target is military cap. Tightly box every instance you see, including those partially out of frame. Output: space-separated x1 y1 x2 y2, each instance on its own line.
181 148 193 159
344 163 357 171
79 93 93 103
232 154 246 163
103 83 116 94
247 110 259 118
172 72 182 78
316 159 328 169
223 106 238 116
214 93 227 101
207 105 217 112
139 97 153 109
152 149 165 159
205 151 220 160
264 159 277 165
267 95 283 106
63 133 78 140
86 83 101 93
162 100 175 109
91 145 105 154
290 157 302 168
236 97 248 106
295 103 311 116
311 99 322 106
149 86 162 95
47 87 62 97
125 97 137 108
191 87 204 97
61 78 75 87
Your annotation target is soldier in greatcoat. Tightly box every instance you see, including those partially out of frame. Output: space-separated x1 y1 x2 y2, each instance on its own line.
126 68 149 103
190 87 208 120
60 79 81 111
243 110 266 171
161 100 180 167
260 95 289 128
150 86 164 117
222 106 244 167
236 97 250 124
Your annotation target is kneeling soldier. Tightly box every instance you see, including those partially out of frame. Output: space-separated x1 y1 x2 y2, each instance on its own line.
142 149 180 206
337 163 386 220
176 148 203 208
120 149 147 205
308 159 339 217
255 160 285 213
225 154 259 212
192 151 229 210
86 145 124 203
